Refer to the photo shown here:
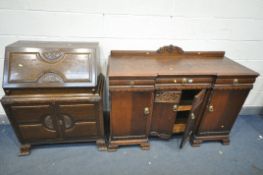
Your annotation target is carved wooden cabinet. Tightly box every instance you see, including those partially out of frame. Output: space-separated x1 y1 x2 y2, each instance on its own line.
1 41 106 155
108 45 259 151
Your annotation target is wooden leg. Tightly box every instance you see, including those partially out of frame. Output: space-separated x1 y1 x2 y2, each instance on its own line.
107 144 118 152
96 139 107 151
19 144 31 156
140 142 150 150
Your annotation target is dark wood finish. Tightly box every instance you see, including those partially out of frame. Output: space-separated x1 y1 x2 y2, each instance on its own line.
109 45 259 150
151 91 181 139
1 41 106 155
109 90 153 151
180 89 206 148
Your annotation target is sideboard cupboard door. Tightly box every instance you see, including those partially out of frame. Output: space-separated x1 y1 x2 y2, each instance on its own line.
56 104 97 140
180 89 206 148
151 91 182 139
110 91 153 139
191 89 251 146
198 89 250 135
10 105 58 142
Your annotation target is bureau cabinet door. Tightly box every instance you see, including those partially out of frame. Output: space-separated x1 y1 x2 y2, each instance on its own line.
110 91 153 139
57 104 97 139
10 105 58 142
198 89 250 134
180 89 206 148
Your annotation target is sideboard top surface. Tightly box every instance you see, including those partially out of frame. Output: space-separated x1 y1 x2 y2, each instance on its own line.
108 46 259 78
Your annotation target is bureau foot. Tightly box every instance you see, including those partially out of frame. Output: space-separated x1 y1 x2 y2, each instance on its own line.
140 142 150 150
96 139 107 151
19 144 31 156
107 144 119 152
222 138 230 145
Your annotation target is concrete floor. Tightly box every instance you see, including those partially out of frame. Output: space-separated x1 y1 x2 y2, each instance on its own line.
0 115 263 175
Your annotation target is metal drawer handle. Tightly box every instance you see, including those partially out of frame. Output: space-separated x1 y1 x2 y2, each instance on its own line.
209 105 214 112
173 105 178 111
191 113 195 120
233 78 239 85
188 79 193 83
144 107 150 115
182 78 187 83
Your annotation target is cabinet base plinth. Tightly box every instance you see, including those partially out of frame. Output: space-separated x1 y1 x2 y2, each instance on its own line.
191 134 230 147
108 138 150 152
96 139 107 151
19 144 31 156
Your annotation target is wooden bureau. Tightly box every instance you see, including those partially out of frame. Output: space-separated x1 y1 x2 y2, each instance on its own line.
108 45 259 151
1 41 106 155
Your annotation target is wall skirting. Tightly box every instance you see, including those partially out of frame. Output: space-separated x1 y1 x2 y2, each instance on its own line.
0 106 262 125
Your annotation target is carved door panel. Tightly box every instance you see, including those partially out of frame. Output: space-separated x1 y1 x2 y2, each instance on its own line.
10 105 58 142
56 104 97 139
180 89 206 148
151 91 181 139
110 91 153 139
198 89 250 134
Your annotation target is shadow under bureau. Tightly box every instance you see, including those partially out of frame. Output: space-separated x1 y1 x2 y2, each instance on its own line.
108 45 259 151
1 41 106 155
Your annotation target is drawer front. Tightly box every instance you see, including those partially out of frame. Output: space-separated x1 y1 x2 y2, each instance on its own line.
155 76 213 90
10 105 52 123
215 77 255 85
58 104 96 121
19 124 58 141
63 122 97 139
110 79 155 86
156 76 213 84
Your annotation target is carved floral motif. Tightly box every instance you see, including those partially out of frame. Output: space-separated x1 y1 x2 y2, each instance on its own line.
155 91 181 103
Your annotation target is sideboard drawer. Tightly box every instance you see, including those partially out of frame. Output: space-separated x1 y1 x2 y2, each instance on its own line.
110 79 155 86
156 76 213 84
215 77 255 85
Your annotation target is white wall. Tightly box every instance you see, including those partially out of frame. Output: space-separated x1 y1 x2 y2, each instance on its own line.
0 0 263 116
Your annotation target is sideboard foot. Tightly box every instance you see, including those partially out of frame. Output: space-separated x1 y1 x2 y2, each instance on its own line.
19 144 31 156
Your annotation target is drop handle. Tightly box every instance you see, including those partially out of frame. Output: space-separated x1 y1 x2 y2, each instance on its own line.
144 107 150 115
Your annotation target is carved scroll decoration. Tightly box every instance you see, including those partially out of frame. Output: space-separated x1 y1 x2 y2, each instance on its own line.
62 115 73 129
38 72 64 83
44 115 55 130
157 45 184 54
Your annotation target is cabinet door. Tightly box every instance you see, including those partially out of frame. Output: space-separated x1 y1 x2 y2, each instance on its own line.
10 105 58 142
198 89 250 134
110 91 153 139
56 104 97 139
180 89 206 148
151 91 181 139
